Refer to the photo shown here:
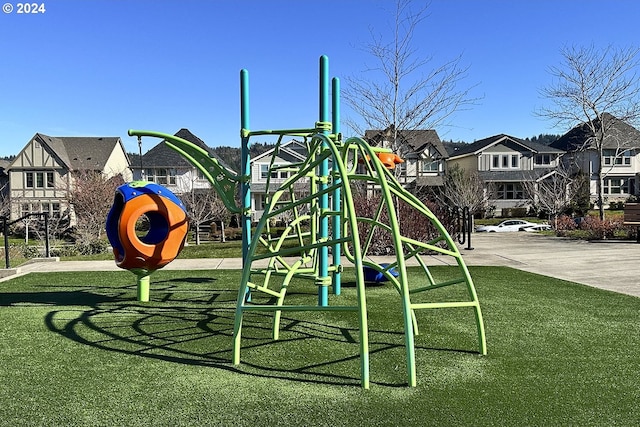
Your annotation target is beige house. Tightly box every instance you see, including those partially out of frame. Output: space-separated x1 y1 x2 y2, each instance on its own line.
447 134 564 216
7 133 132 221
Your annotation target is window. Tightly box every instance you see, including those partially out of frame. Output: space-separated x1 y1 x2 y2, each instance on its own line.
491 154 519 169
496 183 524 200
260 164 269 179
25 171 55 188
147 168 177 185
19 201 62 217
26 172 34 188
422 160 440 172
603 178 629 194
603 149 632 166
535 154 551 165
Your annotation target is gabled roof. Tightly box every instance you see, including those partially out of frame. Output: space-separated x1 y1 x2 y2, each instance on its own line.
448 134 563 160
0 159 9 173
14 133 126 171
250 139 308 164
140 128 235 173
551 113 640 151
364 128 448 159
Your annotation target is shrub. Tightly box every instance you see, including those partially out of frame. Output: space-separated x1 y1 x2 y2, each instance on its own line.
579 216 622 239
21 244 42 258
554 215 578 236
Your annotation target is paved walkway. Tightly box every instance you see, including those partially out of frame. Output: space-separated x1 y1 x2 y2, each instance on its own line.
2 232 639 298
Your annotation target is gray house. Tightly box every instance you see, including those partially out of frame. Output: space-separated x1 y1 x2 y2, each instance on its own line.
447 134 565 216
551 113 640 202
132 128 235 195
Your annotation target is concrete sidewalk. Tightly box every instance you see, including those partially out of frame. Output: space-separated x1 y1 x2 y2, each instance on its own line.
3 232 639 298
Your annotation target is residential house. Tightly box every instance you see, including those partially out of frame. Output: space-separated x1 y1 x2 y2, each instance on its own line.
132 128 236 195
7 133 132 221
551 113 640 203
364 128 448 190
447 134 565 216
249 139 309 223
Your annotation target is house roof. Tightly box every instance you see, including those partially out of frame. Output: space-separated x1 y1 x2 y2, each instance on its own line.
250 139 308 164
139 128 235 173
448 134 563 159
364 129 449 159
24 134 126 171
551 113 640 151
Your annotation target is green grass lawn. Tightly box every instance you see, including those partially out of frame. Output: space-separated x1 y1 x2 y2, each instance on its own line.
1 266 639 426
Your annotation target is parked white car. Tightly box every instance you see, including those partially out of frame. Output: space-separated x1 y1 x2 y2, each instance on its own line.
522 223 552 232
476 219 539 232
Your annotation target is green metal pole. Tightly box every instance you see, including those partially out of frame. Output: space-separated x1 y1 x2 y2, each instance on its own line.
331 77 341 295
241 69 252 302
318 55 330 306
137 273 150 302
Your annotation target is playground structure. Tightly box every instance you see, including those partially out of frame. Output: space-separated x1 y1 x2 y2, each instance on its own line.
119 55 486 388
106 181 189 301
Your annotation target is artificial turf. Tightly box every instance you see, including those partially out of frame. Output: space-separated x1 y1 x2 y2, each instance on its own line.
0 266 638 426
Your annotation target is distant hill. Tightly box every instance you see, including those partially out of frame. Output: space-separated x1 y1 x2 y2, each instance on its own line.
524 133 561 146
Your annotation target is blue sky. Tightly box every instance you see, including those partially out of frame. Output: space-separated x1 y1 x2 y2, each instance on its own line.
1 0 639 157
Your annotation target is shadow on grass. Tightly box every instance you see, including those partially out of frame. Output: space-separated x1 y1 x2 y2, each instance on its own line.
3 275 481 388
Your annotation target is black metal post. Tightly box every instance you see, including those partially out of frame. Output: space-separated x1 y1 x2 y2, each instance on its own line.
454 206 465 245
2 217 8 269
464 206 474 250
43 213 50 257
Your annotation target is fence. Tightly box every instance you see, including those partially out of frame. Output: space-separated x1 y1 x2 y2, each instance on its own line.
1 213 51 269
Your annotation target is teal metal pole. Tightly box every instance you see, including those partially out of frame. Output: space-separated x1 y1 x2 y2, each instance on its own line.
241 69 252 301
331 77 342 295
318 55 330 306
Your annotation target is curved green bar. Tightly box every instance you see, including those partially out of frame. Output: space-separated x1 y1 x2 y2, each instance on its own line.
127 129 241 214
230 131 486 389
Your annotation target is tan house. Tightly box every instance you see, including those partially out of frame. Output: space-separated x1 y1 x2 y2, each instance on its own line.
7 133 132 221
447 134 564 216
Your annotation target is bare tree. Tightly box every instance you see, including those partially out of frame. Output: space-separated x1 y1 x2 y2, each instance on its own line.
522 164 588 228
344 0 479 157
0 182 9 219
67 170 124 243
433 164 490 216
539 44 640 219
183 188 229 244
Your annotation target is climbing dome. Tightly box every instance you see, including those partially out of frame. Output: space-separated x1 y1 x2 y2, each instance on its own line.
231 131 486 389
